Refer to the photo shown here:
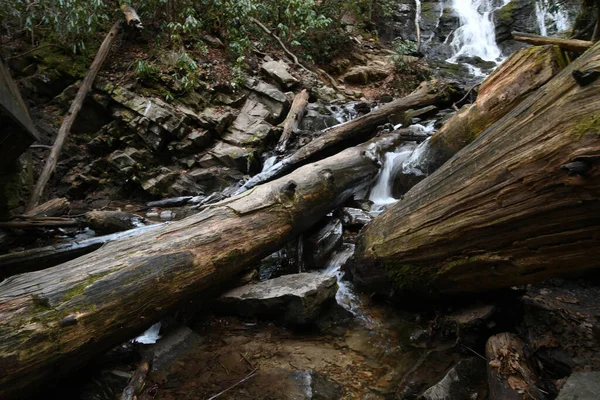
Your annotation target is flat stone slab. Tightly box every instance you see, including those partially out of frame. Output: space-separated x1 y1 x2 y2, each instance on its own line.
557 372 600 400
219 273 338 324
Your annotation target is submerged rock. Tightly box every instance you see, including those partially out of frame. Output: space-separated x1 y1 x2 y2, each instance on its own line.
218 273 338 325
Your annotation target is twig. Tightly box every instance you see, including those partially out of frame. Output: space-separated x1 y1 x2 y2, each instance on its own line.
239 352 254 369
452 83 480 111
30 144 52 149
206 368 258 400
461 344 487 361
5 44 64 60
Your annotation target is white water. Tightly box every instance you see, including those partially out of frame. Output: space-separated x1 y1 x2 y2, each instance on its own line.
535 0 570 36
369 144 416 206
448 0 509 62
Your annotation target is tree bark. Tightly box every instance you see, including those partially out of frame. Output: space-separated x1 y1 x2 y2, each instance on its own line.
412 45 566 177
236 80 457 194
513 31 593 53
276 89 309 153
22 198 70 218
26 21 122 211
0 131 407 399
352 41 600 296
0 217 81 229
486 333 548 400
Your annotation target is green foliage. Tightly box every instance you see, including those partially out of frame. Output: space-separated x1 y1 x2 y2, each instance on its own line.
133 60 158 80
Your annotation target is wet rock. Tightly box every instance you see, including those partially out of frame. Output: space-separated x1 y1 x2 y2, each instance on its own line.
79 369 131 400
556 371 600 400
197 106 238 135
188 166 243 193
148 326 204 375
159 210 175 220
287 370 343 400
222 109 275 148
206 142 258 173
168 174 205 197
261 60 299 90
141 170 179 196
378 0 417 42
168 129 211 157
107 150 136 173
219 273 338 325
454 55 497 72
342 65 390 85
305 219 343 269
518 282 600 372
419 358 487 400
493 0 538 43
340 207 372 227
85 210 144 234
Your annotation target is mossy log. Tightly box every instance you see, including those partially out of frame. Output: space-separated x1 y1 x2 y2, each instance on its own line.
352 41 600 296
512 31 593 53
236 80 458 194
0 131 407 399
416 45 566 176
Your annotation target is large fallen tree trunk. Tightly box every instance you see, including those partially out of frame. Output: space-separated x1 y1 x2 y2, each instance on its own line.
235 80 458 194
512 31 593 53
352 41 600 296
276 89 309 153
415 45 566 176
0 130 408 399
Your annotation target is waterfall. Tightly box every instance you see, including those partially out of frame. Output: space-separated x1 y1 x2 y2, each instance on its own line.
448 0 508 62
369 144 415 206
535 0 570 36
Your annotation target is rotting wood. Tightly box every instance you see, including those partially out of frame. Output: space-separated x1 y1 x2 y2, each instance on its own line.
120 352 152 400
0 130 409 399
486 333 549 400
0 217 81 230
23 198 70 218
276 89 309 153
236 79 458 194
352 41 600 296
513 31 593 52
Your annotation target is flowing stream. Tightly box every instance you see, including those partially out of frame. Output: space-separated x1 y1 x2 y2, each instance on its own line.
535 0 570 35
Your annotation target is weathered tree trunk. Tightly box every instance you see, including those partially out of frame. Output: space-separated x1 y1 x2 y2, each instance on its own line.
276 89 309 153
414 45 565 177
352 41 600 296
513 31 593 52
236 80 457 194
0 224 162 279
0 217 81 229
26 21 123 211
0 131 407 399
486 333 548 400
23 198 70 218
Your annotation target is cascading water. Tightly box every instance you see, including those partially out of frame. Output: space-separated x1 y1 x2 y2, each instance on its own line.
369 143 416 207
448 0 508 62
535 0 570 36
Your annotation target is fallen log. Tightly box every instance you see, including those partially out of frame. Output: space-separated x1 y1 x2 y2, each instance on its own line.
275 89 309 153
486 333 548 400
512 31 593 53
417 45 566 175
0 224 163 279
236 79 458 194
23 198 70 218
0 217 81 229
0 130 407 399
120 352 152 400
352 41 600 296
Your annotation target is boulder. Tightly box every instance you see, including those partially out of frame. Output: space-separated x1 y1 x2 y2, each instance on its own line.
556 372 600 400
419 358 487 400
218 273 338 324
493 0 538 43
261 60 299 90
340 207 372 227
141 170 179 196
342 65 390 85
168 174 205 197
305 219 344 269
107 150 136 173
197 106 238 135
206 141 258 173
